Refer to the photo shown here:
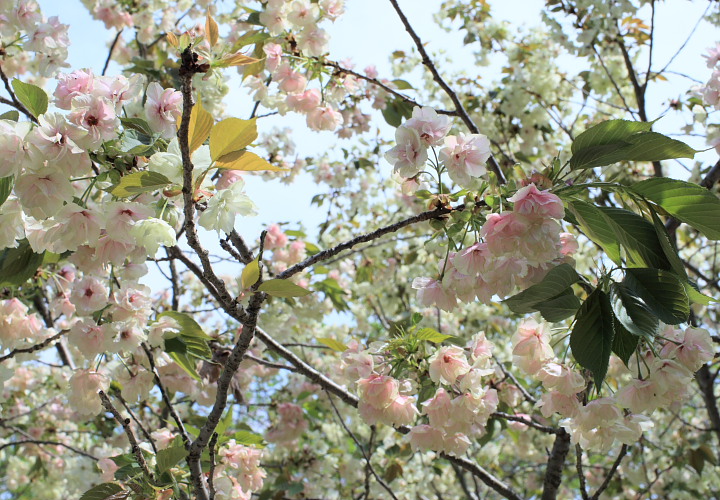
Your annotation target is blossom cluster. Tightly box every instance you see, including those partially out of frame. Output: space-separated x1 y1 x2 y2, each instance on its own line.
385 106 492 188
513 319 714 453
413 181 576 311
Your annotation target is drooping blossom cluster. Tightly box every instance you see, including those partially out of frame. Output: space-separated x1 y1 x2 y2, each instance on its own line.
343 332 501 457
214 440 266 500
513 319 715 453
266 402 309 444
412 180 576 311
408 333 499 456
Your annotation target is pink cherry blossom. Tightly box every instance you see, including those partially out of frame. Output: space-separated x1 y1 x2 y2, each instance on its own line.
411 277 457 312
70 276 109 315
428 346 471 385
408 424 445 452
263 42 283 72
439 133 491 186
306 106 343 131
68 95 119 147
357 374 399 409
274 63 307 94
68 370 108 417
144 82 183 139
54 69 94 109
508 183 565 219
404 106 451 146
385 126 428 178
286 89 321 113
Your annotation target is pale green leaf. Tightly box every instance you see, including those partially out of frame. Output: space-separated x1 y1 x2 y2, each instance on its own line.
257 279 312 297
317 337 349 351
11 79 48 118
111 171 171 198
210 118 257 160
241 259 260 289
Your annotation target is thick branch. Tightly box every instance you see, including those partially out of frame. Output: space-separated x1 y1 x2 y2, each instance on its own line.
541 429 571 500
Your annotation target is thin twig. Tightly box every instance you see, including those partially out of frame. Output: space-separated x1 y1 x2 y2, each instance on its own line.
117 391 158 454
0 64 37 123
575 444 590 500
0 439 97 460
386 0 506 184
98 390 153 479
0 330 68 363
589 444 628 500
102 30 123 76
278 204 462 280
326 392 399 500
141 343 190 445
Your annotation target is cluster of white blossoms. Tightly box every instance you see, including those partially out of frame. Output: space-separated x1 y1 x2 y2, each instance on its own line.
513 319 715 453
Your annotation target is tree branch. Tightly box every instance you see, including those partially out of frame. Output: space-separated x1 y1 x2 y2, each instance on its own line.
589 444 628 500
98 390 153 479
541 429 571 500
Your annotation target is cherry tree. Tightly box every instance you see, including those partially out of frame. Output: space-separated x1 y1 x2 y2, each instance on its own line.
0 0 719 499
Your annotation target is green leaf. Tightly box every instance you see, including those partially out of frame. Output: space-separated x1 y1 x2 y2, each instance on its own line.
111 171 171 198
231 430 265 448
156 445 187 473
382 99 404 127
120 117 155 136
609 283 658 340
215 408 234 437
11 79 48 118
684 281 718 305
571 119 653 154
0 176 13 206
168 351 201 381
504 263 579 314
415 327 454 343
597 206 670 269
392 79 414 90
0 110 19 121
623 268 689 325
258 279 312 297
317 337 349 351
210 118 258 160
241 259 260 289
567 200 622 264
0 240 44 287
611 318 639 367
647 203 687 279
158 311 213 340
184 96 214 153
570 289 615 389
630 178 720 240
79 483 128 500
571 131 696 170
535 288 581 322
